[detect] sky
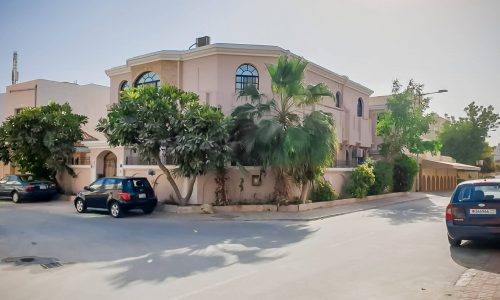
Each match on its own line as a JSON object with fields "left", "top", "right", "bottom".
{"left": 0, "top": 0, "right": 499, "bottom": 146}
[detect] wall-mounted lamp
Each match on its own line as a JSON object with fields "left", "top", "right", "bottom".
{"left": 251, "top": 174, "right": 262, "bottom": 186}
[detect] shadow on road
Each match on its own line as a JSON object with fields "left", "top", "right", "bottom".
{"left": 96, "top": 221, "right": 314, "bottom": 288}
{"left": 366, "top": 198, "right": 444, "bottom": 225}
{"left": 450, "top": 240, "right": 500, "bottom": 274}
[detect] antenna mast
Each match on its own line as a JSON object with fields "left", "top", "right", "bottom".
{"left": 12, "top": 51, "right": 19, "bottom": 85}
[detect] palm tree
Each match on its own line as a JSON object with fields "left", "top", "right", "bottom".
{"left": 230, "top": 56, "right": 337, "bottom": 203}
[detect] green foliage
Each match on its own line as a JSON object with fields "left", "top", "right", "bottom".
{"left": 440, "top": 102, "right": 500, "bottom": 165}
{"left": 230, "top": 56, "right": 337, "bottom": 202}
{"left": 311, "top": 179, "right": 338, "bottom": 202}
{"left": 393, "top": 155, "right": 418, "bottom": 192}
{"left": 377, "top": 80, "right": 440, "bottom": 159}
{"left": 0, "top": 102, "right": 87, "bottom": 181}
{"left": 369, "top": 160, "right": 394, "bottom": 195}
{"left": 347, "top": 162, "right": 376, "bottom": 198}
{"left": 97, "top": 84, "right": 232, "bottom": 205}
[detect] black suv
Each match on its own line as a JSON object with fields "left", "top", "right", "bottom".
{"left": 74, "top": 177, "right": 158, "bottom": 218}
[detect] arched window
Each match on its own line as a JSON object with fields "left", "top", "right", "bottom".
{"left": 135, "top": 71, "right": 160, "bottom": 88}
{"left": 119, "top": 80, "right": 130, "bottom": 91}
{"left": 335, "top": 91, "right": 342, "bottom": 108}
{"left": 357, "top": 98, "right": 364, "bottom": 117}
{"left": 235, "top": 64, "right": 259, "bottom": 91}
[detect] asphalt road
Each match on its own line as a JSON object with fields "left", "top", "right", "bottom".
{"left": 0, "top": 194, "right": 498, "bottom": 300}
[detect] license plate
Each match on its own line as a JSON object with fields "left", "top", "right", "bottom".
{"left": 39, "top": 185, "right": 47, "bottom": 190}
{"left": 139, "top": 193, "right": 146, "bottom": 199}
{"left": 470, "top": 209, "right": 496, "bottom": 215}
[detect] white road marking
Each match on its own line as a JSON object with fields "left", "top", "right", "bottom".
{"left": 169, "top": 270, "right": 259, "bottom": 300}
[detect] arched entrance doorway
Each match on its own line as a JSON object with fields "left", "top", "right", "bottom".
{"left": 103, "top": 152, "right": 117, "bottom": 177}
{"left": 96, "top": 150, "right": 117, "bottom": 178}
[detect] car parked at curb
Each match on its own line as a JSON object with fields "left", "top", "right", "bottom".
{"left": 446, "top": 178, "right": 500, "bottom": 246}
{"left": 74, "top": 177, "right": 158, "bottom": 218}
{"left": 0, "top": 174, "right": 57, "bottom": 203}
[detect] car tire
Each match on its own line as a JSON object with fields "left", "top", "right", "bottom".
{"left": 448, "top": 235, "right": 461, "bottom": 247}
{"left": 109, "top": 201, "right": 123, "bottom": 218}
{"left": 11, "top": 191, "right": 21, "bottom": 203}
{"left": 75, "top": 198, "right": 87, "bottom": 213}
{"left": 142, "top": 205, "right": 155, "bottom": 215}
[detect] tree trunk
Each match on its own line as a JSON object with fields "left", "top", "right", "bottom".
{"left": 300, "top": 181, "right": 309, "bottom": 204}
{"left": 154, "top": 153, "right": 183, "bottom": 205}
{"left": 180, "top": 177, "right": 197, "bottom": 206}
{"left": 273, "top": 168, "right": 289, "bottom": 203}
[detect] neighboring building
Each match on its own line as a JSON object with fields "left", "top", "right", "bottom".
{"left": 0, "top": 79, "right": 109, "bottom": 139}
{"left": 368, "top": 95, "right": 480, "bottom": 192}
{"left": 494, "top": 143, "right": 500, "bottom": 162}
{"left": 0, "top": 79, "right": 109, "bottom": 177}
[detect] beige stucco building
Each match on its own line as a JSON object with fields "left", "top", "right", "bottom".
{"left": 0, "top": 79, "right": 109, "bottom": 177}
{"left": 368, "top": 95, "right": 480, "bottom": 192}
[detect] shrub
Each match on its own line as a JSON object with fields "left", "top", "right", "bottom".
{"left": 393, "top": 154, "right": 418, "bottom": 192}
{"left": 347, "top": 162, "right": 376, "bottom": 198}
{"left": 369, "top": 160, "right": 394, "bottom": 195}
{"left": 311, "top": 179, "right": 338, "bottom": 202}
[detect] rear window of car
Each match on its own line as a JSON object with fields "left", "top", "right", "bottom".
{"left": 18, "top": 175, "right": 44, "bottom": 182}
{"left": 125, "top": 178, "right": 152, "bottom": 192}
{"left": 453, "top": 183, "right": 500, "bottom": 202}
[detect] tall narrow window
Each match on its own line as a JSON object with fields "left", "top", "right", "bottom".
{"left": 135, "top": 72, "right": 160, "bottom": 88}
{"left": 357, "top": 98, "right": 363, "bottom": 117}
{"left": 335, "top": 91, "right": 342, "bottom": 108}
{"left": 119, "top": 80, "right": 130, "bottom": 91}
{"left": 235, "top": 64, "right": 259, "bottom": 91}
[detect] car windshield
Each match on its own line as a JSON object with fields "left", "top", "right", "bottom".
{"left": 18, "top": 175, "right": 44, "bottom": 182}
{"left": 454, "top": 183, "right": 500, "bottom": 202}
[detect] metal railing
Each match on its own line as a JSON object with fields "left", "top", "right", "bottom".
{"left": 70, "top": 157, "right": 90, "bottom": 165}
{"left": 331, "top": 159, "right": 362, "bottom": 168}
{"left": 125, "top": 155, "right": 175, "bottom": 166}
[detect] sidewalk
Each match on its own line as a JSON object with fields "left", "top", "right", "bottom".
{"left": 455, "top": 257, "right": 500, "bottom": 300}
{"left": 205, "top": 192, "right": 431, "bottom": 222}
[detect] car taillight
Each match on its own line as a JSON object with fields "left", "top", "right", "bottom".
{"left": 446, "top": 203, "right": 453, "bottom": 221}
{"left": 25, "top": 186, "right": 35, "bottom": 191}
{"left": 119, "top": 192, "right": 131, "bottom": 201}
{"left": 446, "top": 203, "right": 465, "bottom": 221}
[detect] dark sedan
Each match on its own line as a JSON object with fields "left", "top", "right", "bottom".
{"left": 446, "top": 178, "right": 500, "bottom": 246}
{"left": 0, "top": 175, "right": 57, "bottom": 203}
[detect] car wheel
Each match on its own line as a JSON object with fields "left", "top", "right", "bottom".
{"left": 75, "top": 198, "right": 87, "bottom": 213}
{"left": 11, "top": 192, "right": 21, "bottom": 203}
{"left": 448, "top": 235, "right": 461, "bottom": 247}
{"left": 109, "top": 201, "right": 123, "bottom": 218}
{"left": 142, "top": 205, "right": 155, "bottom": 215}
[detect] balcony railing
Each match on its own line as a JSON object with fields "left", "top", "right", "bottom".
{"left": 125, "top": 155, "right": 175, "bottom": 166}
{"left": 70, "top": 157, "right": 90, "bottom": 165}
{"left": 331, "top": 159, "right": 363, "bottom": 168}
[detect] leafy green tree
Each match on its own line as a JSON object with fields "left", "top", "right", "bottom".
{"left": 368, "top": 160, "right": 393, "bottom": 195}
{"left": 0, "top": 102, "right": 88, "bottom": 183}
{"left": 440, "top": 102, "right": 500, "bottom": 165}
{"left": 377, "top": 80, "right": 440, "bottom": 159}
{"left": 393, "top": 154, "right": 418, "bottom": 192}
{"left": 97, "top": 84, "right": 231, "bottom": 206}
{"left": 230, "top": 56, "right": 337, "bottom": 203}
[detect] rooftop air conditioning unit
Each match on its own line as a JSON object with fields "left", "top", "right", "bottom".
{"left": 196, "top": 36, "right": 210, "bottom": 47}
